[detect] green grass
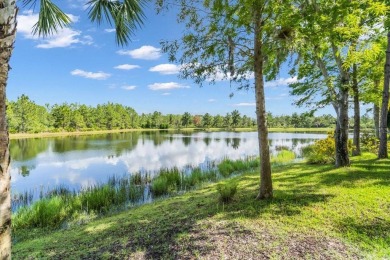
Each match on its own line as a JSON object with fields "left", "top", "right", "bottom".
{"left": 12, "top": 153, "right": 390, "bottom": 259}
{"left": 271, "top": 150, "right": 296, "bottom": 164}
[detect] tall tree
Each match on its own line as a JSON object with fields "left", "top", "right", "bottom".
{"left": 231, "top": 109, "right": 241, "bottom": 129}
{"left": 290, "top": 0, "right": 386, "bottom": 166}
{"left": 181, "top": 112, "right": 191, "bottom": 128}
{"left": 161, "top": 0, "right": 295, "bottom": 199}
{"left": 379, "top": 4, "right": 390, "bottom": 158}
{"left": 0, "top": 1, "right": 145, "bottom": 258}
{"left": 202, "top": 113, "right": 212, "bottom": 129}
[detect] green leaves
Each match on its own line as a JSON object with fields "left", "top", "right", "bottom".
{"left": 23, "top": 0, "right": 145, "bottom": 46}
{"left": 23, "top": 0, "right": 72, "bottom": 36}
{"left": 87, "top": 0, "right": 145, "bottom": 46}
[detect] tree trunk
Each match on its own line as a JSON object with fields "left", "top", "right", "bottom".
{"left": 378, "top": 31, "right": 390, "bottom": 159}
{"left": 335, "top": 88, "right": 350, "bottom": 167}
{"left": 0, "top": 1, "right": 17, "bottom": 259}
{"left": 254, "top": 10, "right": 272, "bottom": 200}
{"left": 352, "top": 64, "right": 361, "bottom": 156}
{"left": 374, "top": 103, "right": 380, "bottom": 138}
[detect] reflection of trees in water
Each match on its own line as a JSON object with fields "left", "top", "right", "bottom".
{"left": 183, "top": 137, "right": 191, "bottom": 146}
{"left": 225, "top": 138, "right": 231, "bottom": 147}
{"left": 51, "top": 132, "right": 141, "bottom": 156}
{"left": 141, "top": 131, "right": 168, "bottom": 146}
{"left": 10, "top": 138, "right": 49, "bottom": 161}
{"left": 204, "top": 137, "right": 211, "bottom": 146}
{"left": 232, "top": 138, "right": 241, "bottom": 149}
{"left": 18, "top": 165, "right": 36, "bottom": 177}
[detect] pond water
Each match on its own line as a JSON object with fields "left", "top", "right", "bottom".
{"left": 10, "top": 131, "right": 327, "bottom": 197}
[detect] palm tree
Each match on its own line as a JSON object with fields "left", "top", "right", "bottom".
{"left": 0, "top": 0, "right": 145, "bottom": 258}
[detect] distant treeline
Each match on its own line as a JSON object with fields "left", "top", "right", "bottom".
{"left": 6, "top": 95, "right": 372, "bottom": 133}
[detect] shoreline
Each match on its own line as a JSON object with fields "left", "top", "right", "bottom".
{"left": 9, "top": 127, "right": 336, "bottom": 140}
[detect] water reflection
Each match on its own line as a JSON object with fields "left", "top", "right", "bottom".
{"left": 10, "top": 131, "right": 326, "bottom": 195}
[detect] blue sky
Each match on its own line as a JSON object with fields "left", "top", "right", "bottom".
{"left": 7, "top": 0, "right": 332, "bottom": 117}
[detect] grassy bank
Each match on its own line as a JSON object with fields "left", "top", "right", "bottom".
{"left": 9, "top": 127, "right": 340, "bottom": 140}
{"left": 12, "top": 153, "right": 389, "bottom": 259}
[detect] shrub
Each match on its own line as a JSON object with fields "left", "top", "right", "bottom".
{"left": 217, "top": 182, "right": 238, "bottom": 202}
{"left": 361, "top": 132, "right": 379, "bottom": 154}
{"left": 302, "top": 133, "right": 335, "bottom": 164}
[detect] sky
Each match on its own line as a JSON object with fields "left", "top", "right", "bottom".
{"left": 7, "top": 0, "right": 335, "bottom": 117}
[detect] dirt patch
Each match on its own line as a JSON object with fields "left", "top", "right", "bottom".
{"left": 170, "top": 220, "right": 361, "bottom": 260}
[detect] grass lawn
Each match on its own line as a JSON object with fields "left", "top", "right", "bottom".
{"left": 12, "top": 153, "right": 390, "bottom": 259}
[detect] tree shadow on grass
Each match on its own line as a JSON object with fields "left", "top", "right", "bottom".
{"left": 336, "top": 216, "right": 390, "bottom": 251}
{"left": 274, "top": 159, "right": 390, "bottom": 189}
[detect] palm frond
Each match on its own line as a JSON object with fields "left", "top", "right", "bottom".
{"left": 30, "top": 0, "right": 72, "bottom": 36}
{"left": 87, "top": 0, "right": 146, "bottom": 46}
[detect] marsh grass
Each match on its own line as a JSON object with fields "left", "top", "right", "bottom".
{"left": 12, "top": 156, "right": 261, "bottom": 230}
{"left": 13, "top": 197, "right": 67, "bottom": 230}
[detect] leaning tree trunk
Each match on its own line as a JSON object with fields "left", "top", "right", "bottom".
{"left": 0, "top": 1, "right": 17, "bottom": 259}
{"left": 378, "top": 31, "right": 390, "bottom": 159}
{"left": 335, "top": 87, "right": 350, "bottom": 167}
{"left": 352, "top": 64, "right": 361, "bottom": 156}
{"left": 254, "top": 10, "right": 272, "bottom": 200}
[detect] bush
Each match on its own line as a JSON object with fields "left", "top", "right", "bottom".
{"left": 217, "top": 182, "right": 238, "bottom": 202}
{"left": 361, "top": 132, "right": 379, "bottom": 154}
{"left": 302, "top": 133, "right": 335, "bottom": 164}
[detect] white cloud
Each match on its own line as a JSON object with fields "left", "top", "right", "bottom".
{"left": 104, "top": 29, "right": 116, "bottom": 33}
{"left": 149, "top": 64, "right": 180, "bottom": 75}
{"left": 208, "top": 99, "right": 216, "bottom": 102}
{"left": 81, "top": 35, "right": 93, "bottom": 45}
{"left": 117, "top": 45, "right": 161, "bottom": 60}
{"left": 114, "top": 64, "right": 141, "bottom": 70}
{"left": 234, "top": 102, "right": 256, "bottom": 107}
{"left": 162, "top": 93, "right": 171, "bottom": 96}
{"left": 71, "top": 69, "right": 111, "bottom": 80}
{"left": 17, "top": 11, "right": 90, "bottom": 49}
{"left": 121, "top": 85, "right": 137, "bottom": 90}
{"left": 148, "top": 82, "right": 190, "bottom": 91}
{"left": 265, "top": 76, "right": 298, "bottom": 88}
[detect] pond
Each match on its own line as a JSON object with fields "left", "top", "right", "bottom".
{"left": 10, "top": 131, "right": 327, "bottom": 204}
